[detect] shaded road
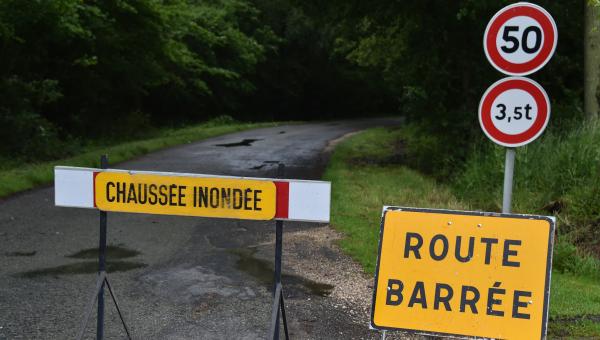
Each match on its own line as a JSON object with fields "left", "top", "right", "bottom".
{"left": 0, "top": 118, "right": 400, "bottom": 339}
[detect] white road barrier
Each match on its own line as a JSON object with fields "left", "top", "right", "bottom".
{"left": 55, "top": 166, "right": 330, "bottom": 223}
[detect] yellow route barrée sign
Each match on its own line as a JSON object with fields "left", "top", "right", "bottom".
{"left": 371, "top": 207, "right": 554, "bottom": 340}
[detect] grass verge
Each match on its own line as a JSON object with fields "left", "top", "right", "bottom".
{"left": 323, "top": 127, "right": 600, "bottom": 338}
{"left": 0, "top": 119, "right": 279, "bottom": 198}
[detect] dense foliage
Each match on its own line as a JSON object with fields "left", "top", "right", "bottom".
{"left": 0, "top": 0, "right": 589, "bottom": 171}
{"left": 0, "top": 0, "right": 385, "bottom": 161}
{"left": 320, "top": 0, "right": 584, "bottom": 176}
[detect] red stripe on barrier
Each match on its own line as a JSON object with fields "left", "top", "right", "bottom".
{"left": 275, "top": 181, "right": 289, "bottom": 219}
{"left": 93, "top": 172, "right": 98, "bottom": 208}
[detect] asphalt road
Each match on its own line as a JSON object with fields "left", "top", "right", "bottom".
{"left": 0, "top": 118, "right": 400, "bottom": 340}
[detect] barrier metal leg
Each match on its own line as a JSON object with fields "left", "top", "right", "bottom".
{"left": 279, "top": 288, "right": 289, "bottom": 340}
{"left": 97, "top": 155, "right": 108, "bottom": 340}
{"left": 77, "top": 272, "right": 107, "bottom": 340}
{"left": 105, "top": 277, "right": 132, "bottom": 339}
{"left": 269, "top": 163, "right": 289, "bottom": 340}
{"left": 76, "top": 273, "right": 132, "bottom": 340}
{"left": 76, "top": 155, "right": 132, "bottom": 340}
{"left": 273, "top": 219, "right": 283, "bottom": 339}
{"left": 268, "top": 284, "right": 289, "bottom": 340}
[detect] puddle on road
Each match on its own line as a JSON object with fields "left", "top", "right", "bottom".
{"left": 67, "top": 245, "right": 140, "bottom": 259}
{"left": 229, "top": 248, "right": 334, "bottom": 297}
{"left": 215, "top": 139, "right": 262, "bottom": 147}
{"left": 17, "top": 245, "right": 145, "bottom": 278}
{"left": 19, "top": 261, "right": 147, "bottom": 278}
{"left": 5, "top": 251, "right": 36, "bottom": 257}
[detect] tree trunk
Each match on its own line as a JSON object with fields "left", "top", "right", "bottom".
{"left": 584, "top": 0, "right": 600, "bottom": 119}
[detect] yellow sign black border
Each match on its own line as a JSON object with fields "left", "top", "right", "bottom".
{"left": 370, "top": 206, "right": 555, "bottom": 339}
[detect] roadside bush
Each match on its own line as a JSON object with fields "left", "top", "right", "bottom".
{"left": 0, "top": 77, "right": 71, "bottom": 161}
{"left": 553, "top": 239, "right": 600, "bottom": 279}
{"left": 394, "top": 122, "right": 477, "bottom": 179}
{"left": 0, "top": 112, "right": 65, "bottom": 161}
{"left": 204, "top": 115, "right": 237, "bottom": 127}
{"left": 453, "top": 118, "right": 600, "bottom": 249}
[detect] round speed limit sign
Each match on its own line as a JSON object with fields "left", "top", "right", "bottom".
{"left": 484, "top": 2, "right": 557, "bottom": 76}
{"left": 479, "top": 77, "right": 550, "bottom": 147}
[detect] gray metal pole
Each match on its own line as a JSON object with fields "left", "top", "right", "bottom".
{"left": 502, "top": 148, "right": 516, "bottom": 214}
{"left": 273, "top": 163, "right": 285, "bottom": 340}
{"left": 97, "top": 155, "right": 108, "bottom": 340}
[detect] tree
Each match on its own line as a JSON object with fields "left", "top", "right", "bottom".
{"left": 585, "top": 0, "right": 600, "bottom": 119}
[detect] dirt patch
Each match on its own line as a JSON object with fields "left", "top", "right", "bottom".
{"left": 548, "top": 314, "right": 600, "bottom": 337}
{"left": 550, "top": 314, "right": 600, "bottom": 323}
{"left": 323, "top": 131, "right": 362, "bottom": 154}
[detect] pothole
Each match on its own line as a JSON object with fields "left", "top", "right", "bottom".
{"left": 229, "top": 248, "right": 334, "bottom": 297}
{"left": 249, "top": 160, "right": 280, "bottom": 170}
{"left": 215, "top": 139, "right": 262, "bottom": 147}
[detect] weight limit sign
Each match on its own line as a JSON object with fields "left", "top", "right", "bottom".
{"left": 479, "top": 77, "right": 550, "bottom": 148}
{"left": 484, "top": 2, "right": 557, "bottom": 76}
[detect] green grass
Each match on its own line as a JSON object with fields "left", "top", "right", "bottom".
{"left": 324, "top": 127, "right": 600, "bottom": 337}
{"left": 549, "top": 273, "right": 600, "bottom": 338}
{"left": 0, "top": 118, "right": 280, "bottom": 198}
{"left": 550, "top": 273, "right": 600, "bottom": 318}
{"left": 323, "top": 128, "right": 466, "bottom": 274}
{"left": 454, "top": 119, "right": 600, "bottom": 249}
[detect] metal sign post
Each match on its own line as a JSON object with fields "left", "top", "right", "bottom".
{"left": 270, "top": 163, "right": 289, "bottom": 340}
{"left": 479, "top": 77, "right": 550, "bottom": 215}
{"left": 97, "top": 155, "right": 108, "bottom": 340}
{"left": 76, "top": 156, "right": 132, "bottom": 340}
{"left": 502, "top": 148, "right": 516, "bottom": 213}
{"left": 481, "top": 3, "right": 557, "bottom": 215}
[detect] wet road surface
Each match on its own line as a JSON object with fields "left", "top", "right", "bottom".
{"left": 0, "top": 118, "right": 401, "bottom": 339}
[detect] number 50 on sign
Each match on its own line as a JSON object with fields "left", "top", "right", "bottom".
{"left": 484, "top": 2, "right": 557, "bottom": 76}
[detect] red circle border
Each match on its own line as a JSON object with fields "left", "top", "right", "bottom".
{"left": 484, "top": 3, "right": 557, "bottom": 75}
{"left": 479, "top": 77, "right": 550, "bottom": 147}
